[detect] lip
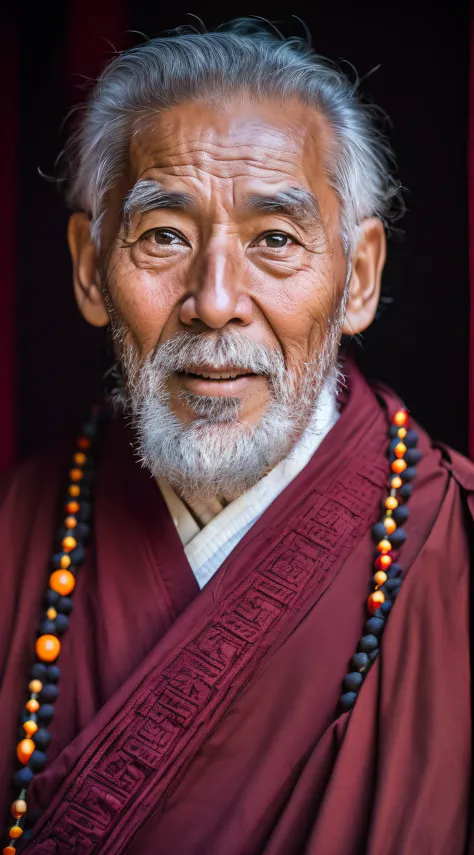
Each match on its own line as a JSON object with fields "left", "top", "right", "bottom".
{"left": 176, "top": 370, "right": 261, "bottom": 397}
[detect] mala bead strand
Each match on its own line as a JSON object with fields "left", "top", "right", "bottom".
{"left": 3, "top": 413, "right": 100, "bottom": 854}
{"left": 339, "top": 409, "right": 422, "bottom": 713}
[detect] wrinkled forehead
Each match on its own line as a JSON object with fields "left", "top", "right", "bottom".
{"left": 127, "top": 98, "right": 334, "bottom": 197}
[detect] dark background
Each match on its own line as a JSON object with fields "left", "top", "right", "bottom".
{"left": 10, "top": 0, "right": 470, "bottom": 458}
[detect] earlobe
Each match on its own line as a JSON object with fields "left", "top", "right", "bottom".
{"left": 342, "top": 218, "right": 386, "bottom": 336}
{"left": 68, "top": 213, "right": 110, "bottom": 328}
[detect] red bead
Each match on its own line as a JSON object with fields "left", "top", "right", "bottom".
{"left": 375, "top": 554, "right": 392, "bottom": 571}
{"left": 367, "top": 590, "right": 385, "bottom": 615}
{"left": 77, "top": 437, "right": 91, "bottom": 450}
{"left": 391, "top": 459, "right": 407, "bottom": 474}
{"left": 393, "top": 410, "right": 408, "bottom": 427}
{"left": 66, "top": 501, "right": 80, "bottom": 515}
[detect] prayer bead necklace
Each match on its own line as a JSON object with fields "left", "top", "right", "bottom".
{"left": 339, "top": 408, "right": 421, "bottom": 711}
{"left": 3, "top": 407, "right": 420, "bottom": 852}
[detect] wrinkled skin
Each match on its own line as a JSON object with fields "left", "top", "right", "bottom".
{"left": 69, "top": 97, "right": 386, "bottom": 427}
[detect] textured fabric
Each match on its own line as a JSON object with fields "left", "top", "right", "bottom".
{"left": 0, "top": 362, "right": 472, "bottom": 855}
{"left": 158, "top": 379, "right": 339, "bottom": 588}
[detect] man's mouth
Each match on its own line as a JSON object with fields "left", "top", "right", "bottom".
{"left": 181, "top": 366, "right": 256, "bottom": 381}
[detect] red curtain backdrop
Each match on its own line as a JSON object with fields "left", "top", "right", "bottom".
{"left": 0, "top": 28, "right": 18, "bottom": 471}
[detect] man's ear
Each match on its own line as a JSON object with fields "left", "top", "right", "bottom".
{"left": 342, "top": 217, "right": 386, "bottom": 336}
{"left": 68, "top": 213, "right": 110, "bottom": 327}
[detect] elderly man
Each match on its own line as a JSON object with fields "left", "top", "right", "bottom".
{"left": 0, "top": 19, "right": 472, "bottom": 855}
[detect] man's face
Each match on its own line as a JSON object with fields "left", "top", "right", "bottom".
{"left": 103, "top": 98, "right": 347, "bottom": 419}
{"left": 70, "top": 97, "right": 383, "bottom": 498}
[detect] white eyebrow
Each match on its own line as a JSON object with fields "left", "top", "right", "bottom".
{"left": 121, "top": 179, "right": 194, "bottom": 234}
{"left": 242, "top": 187, "right": 323, "bottom": 229}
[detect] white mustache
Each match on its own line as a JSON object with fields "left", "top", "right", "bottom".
{"left": 151, "top": 331, "right": 285, "bottom": 379}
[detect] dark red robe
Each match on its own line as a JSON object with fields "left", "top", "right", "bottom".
{"left": 0, "top": 363, "right": 472, "bottom": 854}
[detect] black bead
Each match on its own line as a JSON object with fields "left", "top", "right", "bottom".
{"left": 404, "top": 430, "right": 419, "bottom": 448}
{"left": 380, "top": 600, "right": 393, "bottom": 616}
{"left": 385, "top": 578, "right": 402, "bottom": 593}
{"left": 392, "top": 505, "right": 409, "bottom": 524}
{"left": 359, "top": 634, "right": 378, "bottom": 653}
{"left": 388, "top": 528, "right": 407, "bottom": 549}
{"left": 74, "top": 523, "right": 90, "bottom": 540}
{"left": 39, "top": 620, "right": 57, "bottom": 635}
{"left": 40, "top": 684, "right": 59, "bottom": 703}
{"left": 45, "top": 589, "right": 60, "bottom": 606}
{"left": 30, "top": 663, "right": 47, "bottom": 681}
{"left": 387, "top": 562, "right": 403, "bottom": 578}
{"left": 368, "top": 649, "right": 379, "bottom": 663}
{"left": 46, "top": 665, "right": 60, "bottom": 683}
{"left": 340, "top": 691, "right": 357, "bottom": 711}
{"left": 77, "top": 501, "right": 91, "bottom": 522}
{"left": 389, "top": 425, "right": 399, "bottom": 438}
{"left": 28, "top": 750, "right": 46, "bottom": 772}
{"left": 51, "top": 553, "right": 68, "bottom": 569}
{"left": 57, "top": 597, "right": 73, "bottom": 615}
{"left": 54, "top": 614, "right": 69, "bottom": 634}
{"left": 388, "top": 438, "right": 398, "bottom": 457}
{"left": 372, "top": 522, "right": 387, "bottom": 543}
{"left": 81, "top": 469, "right": 95, "bottom": 486}
{"left": 22, "top": 829, "right": 34, "bottom": 841}
{"left": 13, "top": 767, "right": 34, "bottom": 788}
{"left": 399, "top": 483, "right": 413, "bottom": 499}
{"left": 37, "top": 704, "right": 54, "bottom": 723}
{"left": 350, "top": 652, "right": 369, "bottom": 672}
{"left": 69, "top": 545, "right": 85, "bottom": 565}
{"left": 343, "top": 672, "right": 363, "bottom": 692}
{"left": 404, "top": 448, "right": 422, "bottom": 466}
{"left": 365, "top": 617, "right": 385, "bottom": 637}
{"left": 34, "top": 728, "right": 52, "bottom": 750}
{"left": 401, "top": 467, "right": 417, "bottom": 483}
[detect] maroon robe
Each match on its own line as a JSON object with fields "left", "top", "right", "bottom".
{"left": 0, "top": 362, "right": 472, "bottom": 854}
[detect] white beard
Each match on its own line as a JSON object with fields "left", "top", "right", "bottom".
{"left": 114, "top": 306, "right": 346, "bottom": 502}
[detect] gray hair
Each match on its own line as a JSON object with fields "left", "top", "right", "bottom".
{"left": 63, "top": 19, "right": 402, "bottom": 255}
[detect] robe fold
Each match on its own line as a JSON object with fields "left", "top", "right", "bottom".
{"left": 0, "top": 362, "right": 473, "bottom": 855}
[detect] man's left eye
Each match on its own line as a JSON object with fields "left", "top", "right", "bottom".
{"left": 256, "top": 232, "right": 295, "bottom": 249}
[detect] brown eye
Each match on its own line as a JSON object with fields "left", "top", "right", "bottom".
{"left": 264, "top": 233, "right": 289, "bottom": 248}
{"left": 152, "top": 229, "right": 183, "bottom": 245}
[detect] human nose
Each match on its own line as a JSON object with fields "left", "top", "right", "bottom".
{"left": 179, "top": 243, "right": 253, "bottom": 329}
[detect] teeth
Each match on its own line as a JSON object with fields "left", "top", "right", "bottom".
{"left": 198, "top": 372, "right": 239, "bottom": 380}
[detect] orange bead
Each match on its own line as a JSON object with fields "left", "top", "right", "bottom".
{"left": 367, "top": 590, "right": 385, "bottom": 615}
{"left": 394, "top": 442, "right": 407, "bottom": 459}
{"left": 47, "top": 607, "right": 57, "bottom": 620}
{"left": 73, "top": 452, "right": 87, "bottom": 466}
{"left": 16, "top": 738, "right": 35, "bottom": 764}
{"left": 397, "top": 427, "right": 407, "bottom": 439}
{"left": 391, "top": 458, "right": 407, "bottom": 474}
{"left": 62, "top": 535, "right": 77, "bottom": 553}
{"left": 65, "top": 516, "right": 77, "bottom": 530}
{"left": 9, "top": 826, "right": 23, "bottom": 839}
{"left": 23, "top": 720, "right": 38, "bottom": 736}
{"left": 60, "top": 554, "right": 71, "bottom": 569}
{"left": 373, "top": 570, "right": 388, "bottom": 587}
{"left": 28, "top": 679, "right": 43, "bottom": 694}
{"left": 36, "top": 634, "right": 61, "bottom": 663}
{"left": 26, "top": 699, "right": 39, "bottom": 713}
{"left": 77, "top": 436, "right": 91, "bottom": 450}
{"left": 385, "top": 496, "right": 398, "bottom": 510}
{"left": 68, "top": 484, "right": 81, "bottom": 497}
{"left": 50, "top": 569, "right": 75, "bottom": 595}
{"left": 11, "top": 799, "right": 27, "bottom": 818}
{"left": 393, "top": 409, "right": 408, "bottom": 427}
{"left": 66, "top": 500, "right": 80, "bottom": 515}
{"left": 384, "top": 517, "right": 397, "bottom": 535}
{"left": 4, "top": 846, "right": 17, "bottom": 854}
{"left": 390, "top": 475, "right": 403, "bottom": 490}
{"left": 375, "top": 554, "right": 392, "bottom": 571}
{"left": 69, "top": 468, "right": 83, "bottom": 482}
{"left": 377, "top": 539, "right": 392, "bottom": 554}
